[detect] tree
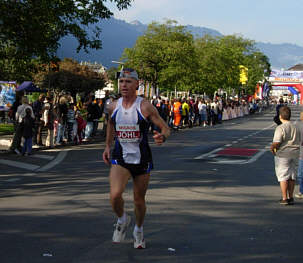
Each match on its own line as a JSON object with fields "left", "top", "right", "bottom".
{"left": 122, "top": 20, "right": 198, "bottom": 94}
{"left": 106, "top": 66, "right": 119, "bottom": 92}
{"left": 0, "top": 0, "right": 132, "bottom": 59}
{"left": 244, "top": 51, "right": 271, "bottom": 94}
{"left": 0, "top": 43, "right": 37, "bottom": 82}
{"left": 33, "top": 58, "right": 105, "bottom": 97}
{"left": 194, "top": 34, "right": 267, "bottom": 97}
{"left": 0, "top": 0, "right": 132, "bottom": 81}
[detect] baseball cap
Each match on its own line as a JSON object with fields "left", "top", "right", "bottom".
{"left": 118, "top": 68, "right": 139, "bottom": 80}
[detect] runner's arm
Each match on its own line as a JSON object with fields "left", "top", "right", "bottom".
{"left": 142, "top": 100, "right": 170, "bottom": 145}
{"left": 103, "top": 102, "right": 116, "bottom": 165}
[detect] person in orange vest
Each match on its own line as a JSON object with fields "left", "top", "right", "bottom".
{"left": 173, "top": 98, "right": 182, "bottom": 128}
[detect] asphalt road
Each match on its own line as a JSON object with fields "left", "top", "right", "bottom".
{"left": 1, "top": 106, "right": 303, "bottom": 263}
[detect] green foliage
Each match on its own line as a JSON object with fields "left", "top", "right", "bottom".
{"left": 33, "top": 58, "right": 105, "bottom": 95}
{"left": 106, "top": 67, "right": 119, "bottom": 82}
{"left": 123, "top": 22, "right": 271, "bottom": 97}
{"left": 244, "top": 51, "right": 271, "bottom": 94}
{"left": 0, "top": 43, "right": 39, "bottom": 82}
{"left": 194, "top": 35, "right": 262, "bottom": 95}
{"left": 0, "top": 0, "right": 132, "bottom": 81}
{"left": 122, "top": 20, "right": 198, "bottom": 93}
{"left": 0, "top": 123, "right": 14, "bottom": 135}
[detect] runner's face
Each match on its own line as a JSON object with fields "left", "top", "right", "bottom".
{"left": 119, "top": 78, "right": 138, "bottom": 96}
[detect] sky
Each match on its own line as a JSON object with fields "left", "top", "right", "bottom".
{"left": 108, "top": 0, "right": 303, "bottom": 46}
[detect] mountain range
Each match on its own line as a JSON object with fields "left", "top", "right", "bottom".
{"left": 57, "top": 18, "right": 303, "bottom": 70}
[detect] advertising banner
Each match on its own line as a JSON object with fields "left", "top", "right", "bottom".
{"left": 0, "top": 81, "right": 17, "bottom": 111}
{"left": 270, "top": 69, "right": 303, "bottom": 82}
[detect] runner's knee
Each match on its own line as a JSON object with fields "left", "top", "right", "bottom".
{"left": 134, "top": 195, "right": 145, "bottom": 208}
{"left": 110, "top": 191, "right": 123, "bottom": 203}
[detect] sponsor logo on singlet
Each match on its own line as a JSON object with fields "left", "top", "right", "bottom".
{"left": 116, "top": 124, "right": 141, "bottom": 142}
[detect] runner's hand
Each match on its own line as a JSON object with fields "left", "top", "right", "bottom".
{"left": 153, "top": 131, "right": 165, "bottom": 145}
{"left": 103, "top": 147, "right": 111, "bottom": 165}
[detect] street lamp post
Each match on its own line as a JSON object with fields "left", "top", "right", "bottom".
{"left": 111, "top": 61, "right": 124, "bottom": 94}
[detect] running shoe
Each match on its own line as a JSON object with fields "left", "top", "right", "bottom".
{"left": 14, "top": 149, "right": 21, "bottom": 155}
{"left": 288, "top": 197, "right": 294, "bottom": 205}
{"left": 279, "top": 199, "right": 288, "bottom": 205}
{"left": 295, "top": 192, "right": 303, "bottom": 199}
{"left": 133, "top": 230, "right": 146, "bottom": 249}
{"left": 112, "top": 215, "right": 131, "bottom": 243}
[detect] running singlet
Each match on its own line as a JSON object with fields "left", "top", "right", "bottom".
{"left": 111, "top": 97, "right": 153, "bottom": 165}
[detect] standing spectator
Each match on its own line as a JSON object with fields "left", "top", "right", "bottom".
{"left": 181, "top": 98, "right": 189, "bottom": 128}
{"left": 270, "top": 106, "right": 300, "bottom": 205}
{"left": 20, "top": 108, "right": 35, "bottom": 156}
{"left": 274, "top": 98, "right": 284, "bottom": 125}
{"left": 168, "top": 99, "right": 174, "bottom": 128}
{"left": 83, "top": 96, "right": 95, "bottom": 141}
{"left": 66, "top": 103, "right": 76, "bottom": 142}
{"left": 160, "top": 99, "right": 169, "bottom": 123}
{"left": 32, "top": 94, "right": 45, "bottom": 145}
{"left": 198, "top": 99, "right": 207, "bottom": 127}
{"left": 103, "top": 95, "right": 115, "bottom": 137}
{"left": 92, "top": 98, "right": 102, "bottom": 137}
{"left": 296, "top": 112, "right": 303, "bottom": 199}
{"left": 43, "top": 97, "right": 56, "bottom": 148}
{"left": 55, "top": 97, "right": 68, "bottom": 145}
{"left": 188, "top": 99, "right": 194, "bottom": 128}
{"left": 217, "top": 99, "right": 223, "bottom": 124}
{"left": 211, "top": 100, "right": 219, "bottom": 125}
{"left": 193, "top": 99, "right": 199, "bottom": 126}
{"left": 151, "top": 96, "right": 162, "bottom": 132}
{"left": 173, "top": 98, "right": 182, "bottom": 128}
{"left": 10, "top": 96, "right": 34, "bottom": 155}
{"left": 76, "top": 109, "right": 86, "bottom": 144}
{"left": 210, "top": 106, "right": 215, "bottom": 126}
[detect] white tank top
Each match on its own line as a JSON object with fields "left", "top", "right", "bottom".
{"left": 111, "top": 96, "right": 151, "bottom": 164}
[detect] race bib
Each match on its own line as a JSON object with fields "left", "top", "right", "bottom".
{"left": 116, "top": 124, "right": 141, "bottom": 142}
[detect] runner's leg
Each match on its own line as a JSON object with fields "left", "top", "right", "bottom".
{"left": 133, "top": 173, "right": 150, "bottom": 227}
{"left": 109, "top": 165, "right": 131, "bottom": 217}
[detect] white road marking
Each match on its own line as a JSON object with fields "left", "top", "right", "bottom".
{"left": 194, "top": 147, "right": 223, "bottom": 160}
{"left": 5, "top": 178, "right": 21, "bottom": 182}
{"left": 0, "top": 151, "right": 68, "bottom": 172}
{"left": 209, "top": 149, "right": 267, "bottom": 165}
{"left": 37, "top": 151, "right": 69, "bottom": 172}
{"left": 195, "top": 123, "right": 276, "bottom": 162}
{"left": 0, "top": 159, "right": 39, "bottom": 171}
{"left": 31, "top": 154, "right": 54, "bottom": 160}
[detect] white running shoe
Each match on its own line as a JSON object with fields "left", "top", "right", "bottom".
{"left": 133, "top": 230, "right": 146, "bottom": 249}
{"left": 112, "top": 215, "right": 131, "bottom": 243}
{"left": 295, "top": 192, "right": 303, "bottom": 199}
{"left": 14, "top": 149, "right": 21, "bottom": 155}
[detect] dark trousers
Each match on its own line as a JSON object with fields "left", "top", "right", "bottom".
{"left": 10, "top": 123, "right": 22, "bottom": 151}
{"left": 92, "top": 120, "right": 99, "bottom": 136}
{"left": 22, "top": 137, "right": 32, "bottom": 154}
{"left": 36, "top": 120, "right": 45, "bottom": 145}
{"left": 67, "top": 122, "right": 74, "bottom": 142}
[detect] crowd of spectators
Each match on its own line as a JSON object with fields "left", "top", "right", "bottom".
{"left": 8, "top": 92, "right": 107, "bottom": 155}
{"left": 151, "top": 96, "right": 271, "bottom": 130}
{"left": 6, "top": 91, "right": 272, "bottom": 155}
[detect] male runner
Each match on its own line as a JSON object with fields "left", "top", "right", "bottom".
{"left": 103, "top": 68, "right": 170, "bottom": 249}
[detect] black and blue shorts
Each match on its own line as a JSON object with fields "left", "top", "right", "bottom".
{"left": 111, "top": 159, "right": 153, "bottom": 177}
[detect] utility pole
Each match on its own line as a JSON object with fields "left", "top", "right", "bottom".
{"left": 111, "top": 61, "right": 124, "bottom": 94}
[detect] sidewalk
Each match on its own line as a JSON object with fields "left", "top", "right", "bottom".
{"left": 0, "top": 134, "right": 13, "bottom": 152}
{"left": 0, "top": 108, "right": 274, "bottom": 154}
{"left": 0, "top": 123, "right": 106, "bottom": 154}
